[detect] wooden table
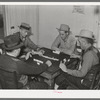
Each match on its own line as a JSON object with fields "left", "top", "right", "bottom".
{"left": 25, "top": 47, "right": 79, "bottom": 89}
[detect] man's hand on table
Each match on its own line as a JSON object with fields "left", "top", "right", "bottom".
{"left": 59, "top": 61, "right": 68, "bottom": 73}
{"left": 31, "top": 49, "right": 45, "bottom": 56}
{"left": 20, "top": 51, "right": 32, "bottom": 60}
{"left": 20, "top": 49, "right": 45, "bottom": 60}
{"left": 25, "top": 52, "right": 32, "bottom": 60}
{"left": 45, "top": 60, "right": 52, "bottom": 67}
{"left": 54, "top": 48, "right": 61, "bottom": 52}
{"left": 38, "top": 49, "right": 45, "bottom": 56}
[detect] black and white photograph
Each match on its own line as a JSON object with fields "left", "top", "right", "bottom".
{"left": 0, "top": 3, "right": 100, "bottom": 98}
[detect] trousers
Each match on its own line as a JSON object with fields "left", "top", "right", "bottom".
{"left": 55, "top": 71, "right": 86, "bottom": 89}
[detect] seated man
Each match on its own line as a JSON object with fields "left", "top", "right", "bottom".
{"left": 55, "top": 29, "right": 99, "bottom": 89}
{"left": 51, "top": 24, "right": 76, "bottom": 55}
{"left": 0, "top": 34, "right": 52, "bottom": 89}
{"left": 12, "top": 22, "right": 42, "bottom": 55}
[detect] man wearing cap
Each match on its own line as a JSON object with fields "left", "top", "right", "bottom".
{"left": 55, "top": 29, "right": 99, "bottom": 89}
{"left": 14, "top": 23, "right": 41, "bottom": 55}
{"left": 51, "top": 24, "right": 76, "bottom": 55}
{"left": 0, "top": 34, "right": 52, "bottom": 89}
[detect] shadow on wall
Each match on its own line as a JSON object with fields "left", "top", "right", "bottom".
{"left": 0, "top": 14, "right": 4, "bottom": 39}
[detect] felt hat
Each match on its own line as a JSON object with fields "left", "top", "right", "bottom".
{"left": 56, "top": 24, "right": 70, "bottom": 32}
{"left": 19, "top": 23, "right": 31, "bottom": 31}
{"left": 76, "top": 29, "right": 95, "bottom": 41}
{"left": 3, "top": 34, "right": 23, "bottom": 50}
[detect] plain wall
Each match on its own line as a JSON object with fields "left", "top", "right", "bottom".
{"left": 5, "top": 5, "right": 39, "bottom": 44}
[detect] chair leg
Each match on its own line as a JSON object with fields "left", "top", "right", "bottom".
{"left": 94, "top": 80, "right": 100, "bottom": 89}
{"left": 57, "top": 80, "right": 69, "bottom": 89}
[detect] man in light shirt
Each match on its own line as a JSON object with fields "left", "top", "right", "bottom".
{"left": 51, "top": 24, "right": 76, "bottom": 55}
{"left": 55, "top": 29, "right": 99, "bottom": 89}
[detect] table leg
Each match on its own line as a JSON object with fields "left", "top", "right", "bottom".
{"left": 44, "top": 78, "right": 54, "bottom": 89}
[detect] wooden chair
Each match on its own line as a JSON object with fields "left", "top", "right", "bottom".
{"left": 66, "top": 64, "right": 100, "bottom": 89}
{"left": 0, "top": 67, "right": 23, "bottom": 89}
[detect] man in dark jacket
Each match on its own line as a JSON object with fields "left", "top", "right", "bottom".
{"left": 55, "top": 29, "right": 99, "bottom": 89}
{"left": 0, "top": 34, "right": 52, "bottom": 89}
{"left": 13, "top": 23, "right": 42, "bottom": 55}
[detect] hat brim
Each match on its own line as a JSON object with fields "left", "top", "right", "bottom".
{"left": 56, "top": 28, "right": 61, "bottom": 31}
{"left": 18, "top": 26, "right": 32, "bottom": 35}
{"left": 18, "top": 25, "right": 30, "bottom": 30}
{"left": 2, "top": 42, "right": 24, "bottom": 51}
{"left": 56, "top": 28, "right": 67, "bottom": 31}
{"left": 75, "top": 35, "right": 96, "bottom": 43}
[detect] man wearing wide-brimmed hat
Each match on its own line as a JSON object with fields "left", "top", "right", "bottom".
{"left": 14, "top": 22, "right": 41, "bottom": 55}
{"left": 0, "top": 34, "right": 52, "bottom": 89}
{"left": 51, "top": 24, "right": 76, "bottom": 55}
{"left": 55, "top": 29, "right": 99, "bottom": 89}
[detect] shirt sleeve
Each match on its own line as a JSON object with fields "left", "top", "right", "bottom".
{"left": 51, "top": 35, "right": 61, "bottom": 50}
{"left": 67, "top": 51, "right": 95, "bottom": 77}
{"left": 25, "top": 35, "right": 38, "bottom": 51}
{"left": 68, "top": 35, "right": 76, "bottom": 49}
{"left": 60, "top": 35, "right": 76, "bottom": 55}
{"left": 17, "top": 60, "right": 48, "bottom": 75}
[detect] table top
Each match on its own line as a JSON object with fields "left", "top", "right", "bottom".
{"left": 25, "top": 47, "right": 79, "bottom": 75}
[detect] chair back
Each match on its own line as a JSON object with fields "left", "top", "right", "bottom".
{"left": 81, "top": 64, "right": 100, "bottom": 89}
{"left": 0, "top": 67, "right": 18, "bottom": 89}
{"left": 65, "top": 64, "right": 100, "bottom": 89}
{"left": 92, "top": 65, "right": 100, "bottom": 89}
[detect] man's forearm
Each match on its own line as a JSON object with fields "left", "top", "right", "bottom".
{"left": 60, "top": 48, "right": 73, "bottom": 55}
{"left": 66, "top": 69, "right": 85, "bottom": 77}
{"left": 51, "top": 46, "right": 60, "bottom": 51}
